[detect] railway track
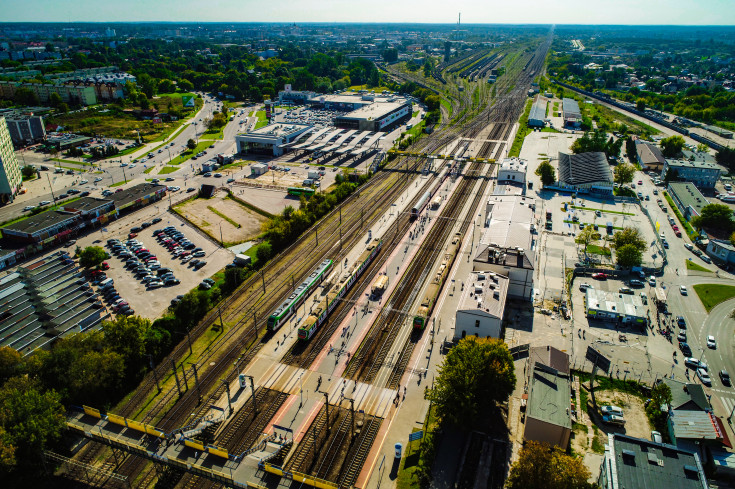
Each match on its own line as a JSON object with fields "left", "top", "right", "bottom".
{"left": 215, "top": 387, "right": 288, "bottom": 455}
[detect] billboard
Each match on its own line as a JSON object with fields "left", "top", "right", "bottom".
{"left": 285, "top": 84, "right": 292, "bottom": 92}
{"left": 182, "top": 95, "right": 195, "bottom": 107}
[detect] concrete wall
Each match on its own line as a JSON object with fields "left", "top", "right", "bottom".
{"left": 524, "top": 416, "right": 571, "bottom": 448}
{"left": 454, "top": 310, "right": 501, "bottom": 340}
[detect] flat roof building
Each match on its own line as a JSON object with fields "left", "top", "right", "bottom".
{"left": 497, "top": 158, "right": 527, "bottom": 185}
{"left": 4, "top": 112, "right": 46, "bottom": 146}
{"left": 524, "top": 362, "right": 572, "bottom": 448}
{"left": 557, "top": 151, "right": 613, "bottom": 196}
{"left": 667, "top": 182, "right": 710, "bottom": 221}
{"left": 599, "top": 433, "right": 708, "bottom": 489}
{"left": 235, "top": 123, "right": 312, "bottom": 156}
{"left": 663, "top": 159, "right": 721, "bottom": 190}
{"left": 454, "top": 271, "right": 508, "bottom": 341}
{"left": 528, "top": 97, "right": 547, "bottom": 127}
{"left": 0, "top": 116, "right": 22, "bottom": 203}
{"left": 585, "top": 288, "right": 647, "bottom": 326}
{"left": 562, "top": 97, "right": 581, "bottom": 128}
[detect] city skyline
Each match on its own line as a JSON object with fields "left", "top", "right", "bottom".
{"left": 2, "top": 0, "right": 735, "bottom": 25}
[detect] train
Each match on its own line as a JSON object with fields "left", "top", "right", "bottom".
{"left": 370, "top": 275, "right": 389, "bottom": 298}
{"left": 267, "top": 259, "right": 333, "bottom": 332}
{"left": 411, "top": 191, "right": 431, "bottom": 220}
{"left": 298, "top": 238, "right": 383, "bottom": 341}
{"left": 430, "top": 196, "right": 442, "bottom": 210}
{"left": 413, "top": 233, "right": 463, "bottom": 330}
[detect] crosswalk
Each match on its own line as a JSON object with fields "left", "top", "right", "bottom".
{"left": 720, "top": 396, "right": 735, "bottom": 417}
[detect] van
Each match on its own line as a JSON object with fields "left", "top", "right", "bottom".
{"left": 619, "top": 287, "right": 634, "bottom": 295}
{"left": 303, "top": 179, "right": 314, "bottom": 186}
{"left": 98, "top": 278, "right": 114, "bottom": 289}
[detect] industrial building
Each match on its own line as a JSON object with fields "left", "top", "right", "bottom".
{"left": 598, "top": 434, "right": 708, "bottom": 489}
{"left": 562, "top": 97, "right": 582, "bottom": 128}
{"left": 585, "top": 288, "right": 647, "bottom": 325}
{"left": 3, "top": 112, "right": 46, "bottom": 146}
{"left": 523, "top": 362, "right": 572, "bottom": 448}
{"left": 663, "top": 159, "right": 722, "bottom": 190}
{"left": 0, "top": 116, "right": 22, "bottom": 204}
{"left": 557, "top": 152, "right": 613, "bottom": 195}
{"left": 453, "top": 271, "right": 508, "bottom": 340}
{"left": 667, "top": 182, "right": 710, "bottom": 221}
{"left": 527, "top": 97, "right": 547, "bottom": 127}
{"left": 235, "top": 123, "right": 312, "bottom": 156}
{"left": 0, "top": 251, "right": 108, "bottom": 354}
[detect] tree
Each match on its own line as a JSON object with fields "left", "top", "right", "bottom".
{"left": 174, "top": 291, "right": 210, "bottom": 329}
{"left": 612, "top": 227, "right": 646, "bottom": 252}
{"left": 429, "top": 337, "right": 515, "bottom": 427}
{"left": 613, "top": 162, "right": 635, "bottom": 186}
{"left": 57, "top": 102, "right": 69, "bottom": 114}
{"left": 691, "top": 203, "right": 735, "bottom": 233}
{"left": 0, "top": 377, "right": 64, "bottom": 472}
{"left": 224, "top": 267, "right": 247, "bottom": 294}
{"left": 256, "top": 242, "right": 273, "bottom": 264}
{"left": 77, "top": 246, "right": 106, "bottom": 268}
{"left": 48, "top": 92, "right": 62, "bottom": 108}
{"left": 625, "top": 137, "right": 637, "bottom": 163}
{"left": 21, "top": 165, "right": 35, "bottom": 180}
{"left": 660, "top": 135, "right": 685, "bottom": 158}
{"left": 535, "top": 160, "right": 556, "bottom": 186}
{"left": 102, "top": 315, "right": 153, "bottom": 372}
{"left": 506, "top": 441, "right": 594, "bottom": 489}
{"left": 646, "top": 382, "right": 672, "bottom": 439}
{"left": 578, "top": 226, "right": 596, "bottom": 254}
{"left": 157, "top": 79, "right": 175, "bottom": 94}
{"left": 636, "top": 98, "right": 646, "bottom": 112}
{"left": 187, "top": 138, "right": 196, "bottom": 150}
{"left": 0, "top": 347, "right": 21, "bottom": 384}
{"left": 716, "top": 147, "right": 735, "bottom": 172}
{"left": 696, "top": 143, "right": 709, "bottom": 154}
{"left": 381, "top": 48, "right": 398, "bottom": 63}
{"left": 616, "top": 243, "right": 643, "bottom": 268}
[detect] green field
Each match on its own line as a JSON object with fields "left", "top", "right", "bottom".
{"left": 508, "top": 99, "right": 533, "bottom": 157}
{"left": 158, "top": 166, "right": 179, "bottom": 175}
{"left": 169, "top": 141, "right": 212, "bottom": 166}
{"left": 252, "top": 110, "right": 268, "bottom": 130}
{"left": 685, "top": 260, "right": 712, "bottom": 273}
{"left": 693, "top": 283, "right": 735, "bottom": 312}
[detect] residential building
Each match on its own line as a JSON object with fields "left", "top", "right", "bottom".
{"left": 562, "top": 97, "right": 581, "bottom": 128}
{"left": 557, "top": 152, "right": 613, "bottom": 195}
{"left": 4, "top": 112, "right": 45, "bottom": 146}
{"left": 663, "top": 159, "right": 721, "bottom": 190}
{"left": 598, "top": 433, "right": 708, "bottom": 489}
{"left": 528, "top": 97, "right": 547, "bottom": 127}
{"left": 636, "top": 140, "right": 666, "bottom": 171}
{"left": 706, "top": 239, "right": 735, "bottom": 265}
{"left": 0, "top": 116, "right": 22, "bottom": 203}
{"left": 453, "top": 271, "right": 508, "bottom": 340}
{"left": 667, "top": 182, "right": 710, "bottom": 221}
{"left": 523, "top": 362, "right": 572, "bottom": 448}
{"left": 585, "top": 288, "right": 647, "bottom": 326}
{"left": 0, "top": 81, "right": 97, "bottom": 106}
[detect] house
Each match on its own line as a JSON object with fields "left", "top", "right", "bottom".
{"left": 635, "top": 141, "right": 666, "bottom": 172}
{"left": 706, "top": 239, "right": 735, "bottom": 265}
{"left": 598, "top": 433, "right": 708, "bottom": 489}
{"left": 661, "top": 378, "right": 711, "bottom": 412}
{"left": 523, "top": 362, "right": 572, "bottom": 448}
{"left": 557, "top": 152, "right": 613, "bottom": 196}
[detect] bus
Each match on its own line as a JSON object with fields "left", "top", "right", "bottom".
{"left": 287, "top": 187, "right": 316, "bottom": 198}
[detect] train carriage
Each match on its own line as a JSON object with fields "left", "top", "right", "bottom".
{"left": 413, "top": 233, "right": 462, "bottom": 329}
{"left": 267, "top": 259, "right": 333, "bottom": 332}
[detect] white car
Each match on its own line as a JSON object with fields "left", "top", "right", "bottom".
{"left": 23, "top": 205, "right": 35, "bottom": 211}
{"left": 648, "top": 276, "right": 656, "bottom": 286}
{"left": 680, "top": 285, "right": 688, "bottom": 295}
{"left": 600, "top": 405, "right": 624, "bottom": 416}
{"left": 80, "top": 179, "right": 88, "bottom": 184}
{"left": 94, "top": 177, "right": 103, "bottom": 182}
{"left": 579, "top": 283, "right": 592, "bottom": 291}
{"left": 651, "top": 431, "right": 662, "bottom": 443}
{"left": 129, "top": 164, "right": 136, "bottom": 169}
{"left": 707, "top": 335, "right": 716, "bottom": 349}
{"left": 697, "top": 368, "right": 712, "bottom": 386}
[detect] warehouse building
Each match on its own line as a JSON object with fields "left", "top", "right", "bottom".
{"left": 562, "top": 97, "right": 582, "bottom": 128}
{"left": 585, "top": 288, "right": 646, "bottom": 326}
{"left": 599, "top": 434, "right": 708, "bottom": 489}
{"left": 668, "top": 182, "right": 710, "bottom": 221}
{"left": 524, "top": 362, "right": 572, "bottom": 448}
{"left": 527, "top": 97, "right": 547, "bottom": 128}
{"left": 235, "top": 123, "right": 312, "bottom": 156}
{"left": 454, "top": 271, "right": 508, "bottom": 341}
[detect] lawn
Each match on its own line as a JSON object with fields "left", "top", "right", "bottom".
{"left": 570, "top": 205, "right": 634, "bottom": 216}
{"left": 202, "top": 125, "right": 225, "bottom": 140}
{"left": 508, "top": 99, "right": 533, "bottom": 157}
{"left": 169, "top": 141, "right": 212, "bottom": 166}
{"left": 252, "top": 110, "right": 268, "bottom": 130}
{"left": 396, "top": 405, "right": 438, "bottom": 489}
{"left": 158, "top": 166, "right": 179, "bottom": 175}
{"left": 693, "top": 283, "right": 735, "bottom": 312}
{"left": 109, "top": 181, "right": 126, "bottom": 188}
{"left": 663, "top": 191, "right": 699, "bottom": 239}
{"left": 143, "top": 166, "right": 156, "bottom": 174}
{"left": 586, "top": 244, "right": 611, "bottom": 256}
{"left": 685, "top": 260, "right": 712, "bottom": 273}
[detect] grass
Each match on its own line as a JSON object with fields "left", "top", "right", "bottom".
{"left": 566, "top": 220, "right": 623, "bottom": 231}
{"left": 693, "top": 283, "right": 735, "bottom": 312}
{"left": 109, "top": 181, "right": 126, "bottom": 188}
{"left": 586, "top": 244, "right": 611, "bottom": 256}
{"left": 169, "top": 141, "right": 212, "bottom": 166}
{"left": 208, "top": 205, "right": 240, "bottom": 229}
{"left": 570, "top": 205, "right": 634, "bottom": 216}
{"left": 579, "top": 383, "right": 589, "bottom": 413}
{"left": 143, "top": 166, "right": 156, "bottom": 174}
{"left": 50, "top": 158, "right": 93, "bottom": 167}
{"left": 685, "top": 260, "right": 712, "bottom": 273}
{"left": 508, "top": 99, "right": 533, "bottom": 157}
{"left": 440, "top": 97, "right": 452, "bottom": 115}
{"left": 591, "top": 426, "right": 606, "bottom": 454}
{"left": 158, "top": 166, "right": 179, "bottom": 175}
{"left": 202, "top": 125, "right": 225, "bottom": 140}
{"left": 396, "top": 405, "right": 438, "bottom": 489}
{"left": 252, "top": 110, "right": 268, "bottom": 130}
{"left": 662, "top": 191, "right": 699, "bottom": 239}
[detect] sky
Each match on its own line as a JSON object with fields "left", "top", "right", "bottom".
{"left": 2, "top": 0, "right": 735, "bottom": 25}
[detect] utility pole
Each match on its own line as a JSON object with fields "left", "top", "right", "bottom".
{"left": 222, "top": 380, "right": 232, "bottom": 414}
{"left": 260, "top": 269, "right": 266, "bottom": 294}
{"left": 46, "top": 173, "right": 56, "bottom": 203}
{"left": 171, "top": 359, "right": 182, "bottom": 395}
{"left": 181, "top": 364, "right": 189, "bottom": 391}
{"left": 218, "top": 305, "right": 224, "bottom": 330}
{"left": 248, "top": 375, "right": 257, "bottom": 414}
{"left": 183, "top": 328, "right": 192, "bottom": 355}
{"left": 324, "top": 391, "right": 330, "bottom": 431}
{"left": 149, "top": 355, "right": 162, "bottom": 393}
{"left": 191, "top": 363, "right": 201, "bottom": 400}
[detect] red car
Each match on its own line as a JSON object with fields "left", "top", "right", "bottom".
{"left": 100, "top": 262, "right": 110, "bottom": 270}
{"left": 128, "top": 232, "right": 138, "bottom": 239}
{"left": 592, "top": 273, "right": 608, "bottom": 280}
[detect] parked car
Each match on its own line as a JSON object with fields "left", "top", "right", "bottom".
{"left": 651, "top": 431, "right": 663, "bottom": 443}
{"left": 600, "top": 405, "right": 624, "bottom": 416}
{"left": 700, "top": 255, "right": 712, "bottom": 264}
{"left": 592, "top": 273, "right": 608, "bottom": 280}
{"left": 602, "top": 414, "right": 626, "bottom": 426}
{"left": 720, "top": 370, "right": 731, "bottom": 386}
{"left": 629, "top": 279, "right": 644, "bottom": 287}
{"left": 679, "top": 342, "right": 692, "bottom": 356}
{"left": 684, "top": 357, "right": 707, "bottom": 370}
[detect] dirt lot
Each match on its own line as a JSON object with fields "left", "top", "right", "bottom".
{"left": 175, "top": 191, "right": 267, "bottom": 246}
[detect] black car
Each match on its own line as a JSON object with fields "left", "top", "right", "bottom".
{"left": 141, "top": 222, "right": 152, "bottom": 229}
{"left": 130, "top": 226, "right": 143, "bottom": 233}
{"left": 152, "top": 218, "right": 162, "bottom": 224}
{"left": 677, "top": 316, "right": 686, "bottom": 328}
{"left": 189, "top": 259, "right": 200, "bottom": 267}
{"left": 194, "top": 261, "right": 206, "bottom": 270}
{"left": 679, "top": 341, "right": 692, "bottom": 356}
{"left": 80, "top": 191, "right": 90, "bottom": 197}
{"left": 720, "top": 370, "right": 731, "bottom": 386}
{"left": 57, "top": 193, "right": 68, "bottom": 199}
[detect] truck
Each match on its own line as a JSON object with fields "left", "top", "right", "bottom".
{"left": 233, "top": 254, "right": 251, "bottom": 267}
{"left": 308, "top": 171, "right": 321, "bottom": 180}
{"left": 303, "top": 179, "right": 314, "bottom": 186}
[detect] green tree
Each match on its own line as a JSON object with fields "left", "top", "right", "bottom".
{"left": 187, "top": 138, "right": 196, "bottom": 150}
{"left": 157, "top": 79, "right": 175, "bottom": 94}
{"left": 102, "top": 315, "right": 153, "bottom": 371}
{"left": 535, "top": 160, "right": 556, "bottom": 186}
{"left": 636, "top": 98, "right": 646, "bottom": 112}
{"left": 625, "top": 136, "right": 637, "bottom": 163}
{"left": 223, "top": 267, "right": 247, "bottom": 294}
{"left": 0, "top": 347, "right": 21, "bottom": 385}
{"left": 137, "top": 73, "right": 158, "bottom": 98}
{"left": 77, "top": 246, "right": 106, "bottom": 268}
{"left": 429, "top": 337, "right": 515, "bottom": 427}
{"left": 691, "top": 203, "right": 735, "bottom": 233}
{"left": 0, "top": 377, "right": 64, "bottom": 472}
{"left": 612, "top": 227, "right": 646, "bottom": 252}
{"left": 660, "top": 135, "right": 685, "bottom": 158}
{"left": 381, "top": 48, "right": 398, "bottom": 63}
{"left": 696, "top": 143, "right": 709, "bottom": 154}
{"left": 174, "top": 291, "right": 210, "bottom": 329}
{"left": 506, "top": 441, "right": 594, "bottom": 489}
{"left": 48, "top": 92, "right": 62, "bottom": 108}
{"left": 21, "top": 165, "right": 35, "bottom": 180}
{"left": 613, "top": 162, "right": 636, "bottom": 186}
{"left": 578, "top": 226, "right": 596, "bottom": 254}
{"left": 616, "top": 243, "right": 643, "bottom": 268}
{"left": 646, "top": 382, "right": 672, "bottom": 439}
{"left": 256, "top": 242, "right": 273, "bottom": 264}
{"left": 716, "top": 147, "right": 735, "bottom": 172}
{"left": 57, "top": 102, "right": 69, "bottom": 113}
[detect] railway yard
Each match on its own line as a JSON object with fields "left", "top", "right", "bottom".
{"left": 62, "top": 31, "right": 552, "bottom": 489}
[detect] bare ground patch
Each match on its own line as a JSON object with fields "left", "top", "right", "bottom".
{"left": 175, "top": 190, "right": 267, "bottom": 245}
{"left": 589, "top": 390, "right": 651, "bottom": 441}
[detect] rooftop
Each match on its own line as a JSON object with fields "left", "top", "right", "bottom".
{"left": 529, "top": 345, "right": 570, "bottom": 376}
{"left": 526, "top": 363, "right": 572, "bottom": 430}
{"left": 558, "top": 152, "right": 613, "bottom": 185}
{"left": 636, "top": 141, "right": 666, "bottom": 166}
{"left": 499, "top": 157, "right": 527, "bottom": 174}
{"left": 529, "top": 98, "right": 547, "bottom": 122}
{"left": 562, "top": 97, "right": 581, "bottom": 118}
{"left": 337, "top": 101, "right": 407, "bottom": 121}
{"left": 108, "top": 183, "right": 166, "bottom": 209}
{"left": 60, "top": 197, "right": 112, "bottom": 214}
{"left": 480, "top": 195, "right": 535, "bottom": 251}
{"left": 2, "top": 209, "right": 77, "bottom": 235}
{"left": 474, "top": 243, "right": 534, "bottom": 271}
{"left": 245, "top": 122, "right": 312, "bottom": 138}
{"left": 662, "top": 378, "right": 711, "bottom": 412}
{"left": 665, "top": 158, "right": 721, "bottom": 171}
{"left": 585, "top": 288, "right": 646, "bottom": 318}
{"left": 603, "top": 433, "right": 707, "bottom": 489}
{"left": 668, "top": 182, "right": 710, "bottom": 214}
{"left": 457, "top": 271, "right": 509, "bottom": 319}
{"left": 669, "top": 410, "right": 724, "bottom": 442}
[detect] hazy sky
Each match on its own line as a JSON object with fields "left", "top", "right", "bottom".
{"left": 2, "top": 0, "right": 735, "bottom": 25}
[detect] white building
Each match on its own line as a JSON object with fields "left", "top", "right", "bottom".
{"left": 585, "top": 288, "right": 647, "bottom": 326}
{"left": 497, "top": 158, "right": 527, "bottom": 185}
{"left": 454, "top": 271, "right": 508, "bottom": 340}
{"left": 235, "top": 123, "right": 312, "bottom": 157}
{"left": 0, "top": 116, "right": 22, "bottom": 203}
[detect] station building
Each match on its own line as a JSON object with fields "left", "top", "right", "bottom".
{"left": 585, "top": 288, "right": 646, "bottom": 325}
{"left": 453, "top": 271, "right": 508, "bottom": 341}
{"left": 235, "top": 123, "right": 312, "bottom": 157}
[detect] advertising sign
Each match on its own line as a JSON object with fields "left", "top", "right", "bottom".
{"left": 182, "top": 95, "right": 195, "bottom": 107}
